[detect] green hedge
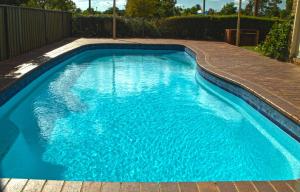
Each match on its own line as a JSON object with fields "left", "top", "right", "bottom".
{"left": 159, "top": 15, "right": 283, "bottom": 41}
{"left": 72, "top": 15, "right": 283, "bottom": 42}
{"left": 72, "top": 16, "right": 160, "bottom": 38}
{"left": 258, "top": 20, "right": 292, "bottom": 60}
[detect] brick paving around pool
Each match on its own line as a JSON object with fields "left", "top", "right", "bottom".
{"left": 1, "top": 179, "right": 300, "bottom": 192}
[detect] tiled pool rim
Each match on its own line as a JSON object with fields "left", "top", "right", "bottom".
{"left": 0, "top": 43, "right": 300, "bottom": 143}
{"left": 1, "top": 179, "right": 300, "bottom": 192}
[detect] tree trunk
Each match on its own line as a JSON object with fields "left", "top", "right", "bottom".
{"left": 113, "top": 0, "right": 116, "bottom": 39}
{"left": 88, "top": 0, "right": 91, "bottom": 14}
{"left": 203, "top": 0, "right": 206, "bottom": 15}
{"left": 236, "top": 0, "right": 242, "bottom": 46}
{"left": 254, "top": 0, "right": 259, "bottom": 16}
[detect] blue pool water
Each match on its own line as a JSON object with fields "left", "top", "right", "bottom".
{"left": 1, "top": 48, "right": 300, "bottom": 181}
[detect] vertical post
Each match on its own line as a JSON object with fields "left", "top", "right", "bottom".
{"left": 290, "top": 0, "right": 300, "bottom": 57}
{"left": 203, "top": 0, "right": 206, "bottom": 15}
{"left": 89, "top": 0, "right": 91, "bottom": 14}
{"left": 254, "top": 0, "right": 259, "bottom": 16}
{"left": 236, "top": 0, "right": 242, "bottom": 46}
{"left": 113, "top": 0, "right": 116, "bottom": 39}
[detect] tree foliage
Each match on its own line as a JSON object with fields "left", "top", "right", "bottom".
{"left": 207, "top": 8, "right": 216, "bottom": 15}
{"left": 244, "top": 0, "right": 254, "bottom": 15}
{"left": 157, "top": 0, "right": 178, "bottom": 17}
{"left": 258, "top": 19, "right": 292, "bottom": 60}
{"left": 125, "top": 0, "right": 159, "bottom": 18}
{"left": 126, "top": 0, "right": 181, "bottom": 18}
{"left": 0, "top": 0, "right": 28, "bottom": 5}
{"left": 285, "top": 0, "right": 293, "bottom": 15}
{"left": 103, "top": 7, "right": 126, "bottom": 16}
{"left": 219, "top": 2, "right": 237, "bottom": 15}
{"left": 24, "top": 0, "right": 76, "bottom": 11}
{"left": 182, "top": 4, "right": 201, "bottom": 15}
{"left": 264, "top": 0, "right": 282, "bottom": 17}
{"left": 242, "top": 0, "right": 290, "bottom": 18}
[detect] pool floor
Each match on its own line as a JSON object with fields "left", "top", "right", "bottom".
{"left": 1, "top": 48, "right": 300, "bottom": 182}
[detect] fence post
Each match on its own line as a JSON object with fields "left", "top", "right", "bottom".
{"left": 3, "top": 6, "right": 10, "bottom": 59}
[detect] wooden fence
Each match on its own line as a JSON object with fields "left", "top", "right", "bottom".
{"left": 0, "top": 5, "right": 72, "bottom": 61}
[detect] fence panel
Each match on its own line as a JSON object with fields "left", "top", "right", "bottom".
{"left": 0, "top": 7, "right": 7, "bottom": 60}
{"left": 0, "top": 5, "right": 71, "bottom": 61}
{"left": 19, "top": 8, "right": 46, "bottom": 53}
{"left": 46, "top": 11, "right": 64, "bottom": 43}
{"left": 62, "top": 13, "right": 72, "bottom": 37}
{"left": 6, "top": 6, "right": 21, "bottom": 57}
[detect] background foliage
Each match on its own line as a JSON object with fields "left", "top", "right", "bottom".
{"left": 159, "top": 15, "right": 281, "bottom": 41}
{"left": 2, "top": 0, "right": 294, "bottom": 60}
{"left": 258, "top": 19, "right": 292, "bottom": 60}
{"left": 73, "top": 15, "right": 281, "bottom": 42}
{"left": 72, "top": 16, "right": 160, "bottom": 38}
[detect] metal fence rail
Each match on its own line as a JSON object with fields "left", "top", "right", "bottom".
{"left": 0, "top": 5, "right": 72, "bottom": 61}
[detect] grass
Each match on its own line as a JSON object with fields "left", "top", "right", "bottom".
{"left": 241, "top": 46, "right": 260, "bottom": 53}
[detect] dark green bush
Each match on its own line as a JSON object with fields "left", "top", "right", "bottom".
{"left": 72, "top": 15, "right": 283, "bottom": 43}
{"left": 72, "top": 16, "right": 160, "bottom": 38}
{"left": 258, "top": 20, "right": 292, "bottom": 60}
{"left": 159, "top": 15, "right": 283, "bottom": 41}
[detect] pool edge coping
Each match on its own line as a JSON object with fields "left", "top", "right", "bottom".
{"left": 1, "top": 179, "right": 299, "bottom": 192}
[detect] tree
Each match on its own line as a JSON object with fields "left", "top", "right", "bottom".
{"left": 24, "top": 0, "right": 47, "bottom": 9}
{"left": 257, "top": 0, "right": 269, "bottom": 15}
{"left": 207, "top": 8, "right": 216, "bottom": 15}
{"left": 254, "top": 0, "right": 259, "bottom": 16}
{"left": 264, "top": 0, "right": 282, "bottom": 17}
{"left": 244, "top": 0, "right": 254, "bottom": 15}
{"left": 1, "top": 0, "right": 28, "bottom": 5}
{"left": 24, "top": 0, "right": 76, "bottom": 11}
{"left": 219, "top": 2, "right": 237, "bottom": 15}
{"left": 75, "top": 8, "right": 82, "bottom": 14}
{"left": 157, "top": 0, "right": 177, "bottom": 17}
{"left": 125, "top": 0, "right": 159, "bottom": 18}
{"left": 103, "top": 7, "right": 125, "bottom": 16}
{"left": 285, "top": 0, "right": 293, "bottom": 16}
{"left": 182, "top": 4, "right": 201, "bottom": 15}
{"left": 81, "top": 8, "right": 100, "bottom": 15}
{"left": 242, "top": 0, "right": 283, "bottom": 17}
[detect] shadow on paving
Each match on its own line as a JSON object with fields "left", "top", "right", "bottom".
{"left": 0, "top": 38, "right": 79, "bottom": 91}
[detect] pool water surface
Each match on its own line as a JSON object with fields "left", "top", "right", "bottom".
{"left": 0, "top": 48, "right": 300, "bottom": 181}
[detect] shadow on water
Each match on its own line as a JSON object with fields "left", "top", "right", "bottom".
{"left": 0, "top": 116, "right": 66, "bottom": 181}
{"left": 0, "top": 50, "right": 91, "bottom": 182}
{"left": 0, "top": 120, "right": 18, "bottom": 190}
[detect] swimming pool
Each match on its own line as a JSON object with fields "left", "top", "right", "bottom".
{"left": 0, "top": 46, "right": 300, "bottom": 181}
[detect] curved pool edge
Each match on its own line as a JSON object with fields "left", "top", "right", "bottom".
{"left": 0, "top": 43, "right": 300, "bottom": 142}
{"left": 186, "top": 45, "right": 300, "bottom": 142}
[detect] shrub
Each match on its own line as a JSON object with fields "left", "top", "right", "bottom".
{"left": 72, "top": 15, "right": 160, "bottom": 38}
{"left": 258, "top": 20, "right": 292, "bottom": 60}
{"left": 72, "top": 15, "right": 284, "bottom": 43}
{"left": 158, "top": 15, "right": 283, "bottom": 41}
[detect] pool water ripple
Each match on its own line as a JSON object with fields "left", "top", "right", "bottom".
{"left": 0, "top": 49, "right": 300, "bottom": 181}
